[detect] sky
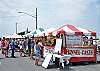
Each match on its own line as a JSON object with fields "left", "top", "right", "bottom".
{"left": 0, "top": 0, "right": 100, "bottom": 37}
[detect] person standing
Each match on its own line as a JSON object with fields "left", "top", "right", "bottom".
{"left": 11, "top": 38, "right": 15, "bottom": 58}
{"left": 23, "top": 37, "right": 27, "bottom": 55}
{"left": 1, "top": 37, "right": 7, "bottom": 58}
{"left": 20, "top": 39, "right": 26, "bottom": 57}
{"left": 28, "top": 38, "right": 31, "bottom": 57}
{"left": 20, "top": 40, "right": 23, "bottom": 57}
{"left": 34, "top": 41, "right": 41, "bottom": 66}
{"left": 38, "top": 40, "right": 43, "bottom": 58}
{"left": 5, "top": 38, "right": 10, "bottom": 57}
{"left": 30, "top": 38, "right": 35, "bottom": 59}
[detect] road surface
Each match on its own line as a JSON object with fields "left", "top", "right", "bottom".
{"left": 0, "top": 50, "right": 100, "bottom": 71}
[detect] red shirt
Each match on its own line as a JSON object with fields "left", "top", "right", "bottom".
{"left": 1, "top": 40, "right": 5, "bottom": 48}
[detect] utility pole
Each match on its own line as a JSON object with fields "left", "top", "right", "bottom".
{"left": 16, "top": 22, "right": 18, "bottom": 34}
{"left": 36, "top": 8, "right": 37, "bottom": 30}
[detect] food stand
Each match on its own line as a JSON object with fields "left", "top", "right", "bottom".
{"left": 44, "top": 24, "right": 97, "bottom": 63}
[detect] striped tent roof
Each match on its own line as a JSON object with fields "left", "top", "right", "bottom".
{"left": 51, "top": 24, "right": 96, "bottom": 36}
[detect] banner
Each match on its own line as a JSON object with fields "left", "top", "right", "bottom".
{"left": 65, "top": 47, "right": 94, "bottom": 57}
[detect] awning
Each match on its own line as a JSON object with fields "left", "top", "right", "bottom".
{"left": 44, "top": 28, "right": 56, "bottom": 36}
{"left": 11, "top": 34, "right": 23, "bottom": 38}
{"left": 52, "top": 24, "right": 96, "bottom": 36}
{"left": 32, "top": 28, "right": 45, "bottom": 37}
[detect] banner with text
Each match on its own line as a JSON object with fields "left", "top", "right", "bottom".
{"left": 65, "top": 47, "right": 94, "bottom": 57}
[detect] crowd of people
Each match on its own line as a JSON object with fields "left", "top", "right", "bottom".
{"left": 0, "top": 37, "right": 44, "bottom": 66}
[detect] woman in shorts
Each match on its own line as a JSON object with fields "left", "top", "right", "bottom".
{"left": 34, "top": 41, "right": 41, "bottom": 66}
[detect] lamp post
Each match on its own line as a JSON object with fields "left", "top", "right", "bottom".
{"left": 18, "top": 8, "right": 37, "bottom": 30}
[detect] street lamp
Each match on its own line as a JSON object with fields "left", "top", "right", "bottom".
{"left": 18, "top": 8, "right": 37, "bottom": 30}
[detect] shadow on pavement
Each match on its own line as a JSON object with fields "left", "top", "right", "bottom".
{"left": 47, "top": 65, "right": 77, "bottom": 71}
{"left": 5, "top": 56, "right": 19, "bottom": 59}
{"left": 0, "top": 58, "right": 4, "bottom": 59}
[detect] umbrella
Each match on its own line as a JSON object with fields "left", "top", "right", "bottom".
{"left": 32, "top": 31, "right": 37, "bottom": 35}
{"left": 11, "top": 34, "right": 23, "bottom": 38}
{"left": 6, "top": 35, "right": 12, "bottom": 38}
{"left": 39, "top": 28, "right": 44, "bottom": 32}
{"left": 24, "top": 32, "right": 33, "bottom": 37}
{"left": 32, "top": 28, "right": 45, "bottom": 37}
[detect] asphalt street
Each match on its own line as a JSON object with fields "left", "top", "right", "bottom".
{"left": 0, "top": 50, "right": 100, "bottom": 71}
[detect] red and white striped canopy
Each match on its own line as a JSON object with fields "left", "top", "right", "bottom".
{"left": 51, "top": 24, "right": 96, "bottom": 36}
